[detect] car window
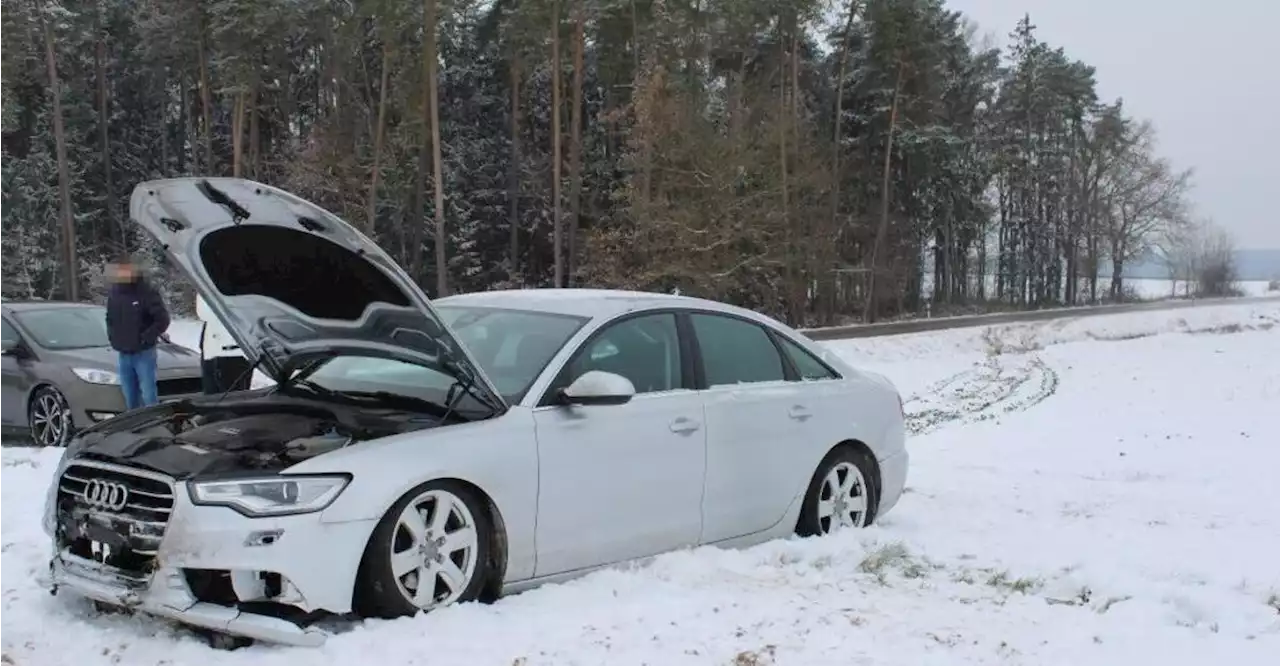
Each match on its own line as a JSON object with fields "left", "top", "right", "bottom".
{"left": 309, "top": 356, "right": 454, "bottom": 393}
{"left": 12, "top": 307, "right": 110, "bottom": 350}
{"left": 435, "top": 305, "right": 588, "bottom": 403}
{"left": 302, "top": 306, "right": 587, "bottom": 407}
{"left": 689, "top": 313, "right": 785, "bottom": 387}
{"left": 563, "top": 313, "right": 683, "bottom": 395}
{"left": 1, "top": 318, "right": 17, "bottom": 345}
{"left": 777, "top": 336, "right": 840, "bottom": 381}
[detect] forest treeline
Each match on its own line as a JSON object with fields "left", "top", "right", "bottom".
{"left": 2, "top": 0, "right": 1202, "bottom": 325}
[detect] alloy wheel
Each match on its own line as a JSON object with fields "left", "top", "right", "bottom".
{"left": 29, "top": 390, "right": 71, "bottom": 447}
{"left": 389, "top": 488, "right": 480, "bottom": 610}
{"left": 817, "top": 461, "right": 869, "bottom": 533}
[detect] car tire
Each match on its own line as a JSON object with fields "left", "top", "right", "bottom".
{"left": 353, "top": 480, "right": 494, "bottom": 619}
{"left": 28, "top": 386, "right": 74, "bottom": 448}
{"left": 796, "top": 446, "right": 879, "bottom": 537}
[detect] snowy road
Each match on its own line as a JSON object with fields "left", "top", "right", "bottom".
{"left": 3, "top": 302, "right": 1278, "bottom": 665}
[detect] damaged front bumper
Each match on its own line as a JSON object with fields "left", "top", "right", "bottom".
{"left": 44, "top": 458, "right": 377, "bottom": 647}
{"left": 49, "top": 551, "right": 328, "bottom": 646}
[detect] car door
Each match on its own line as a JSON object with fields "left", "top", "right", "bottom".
{"left": 691, "top": 312, "right": 818, "bottom": 543}
{"left": 531, "top": 311, "right": 707, "bottom": 576}
{"left": 771, "top": 332, "right": 848, "bottom": 427}
{"left": 1, "top": 317, "right": 33, "bottom": 427}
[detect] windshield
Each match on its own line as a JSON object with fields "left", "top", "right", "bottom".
{"left": 13, "top": 307, "right": 111, "bottom": 350}
{"left": 304, "top": 305, "right": 587, "bottom": 406}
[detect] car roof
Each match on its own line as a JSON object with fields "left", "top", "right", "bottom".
{"left": 434, "top": 288, "right": 778, "bottom": 326}
{"left": 1, "top": 300, "right": 102, "bottom": 314}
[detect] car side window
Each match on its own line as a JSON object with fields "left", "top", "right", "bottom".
{"left": 563, "top": 313, "right": 683, "bottom": 395}
{"left": 689, "top": 313, "right": 785, "bottom": 387}
{"left": 777, "top": 336, "right": 840, "bottom": 381}
{"left": 1, "top": 318, "right": 18, "bottom": 346}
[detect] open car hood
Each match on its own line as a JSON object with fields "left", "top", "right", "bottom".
{"left": 128, "top": 177, "right": 507, "bottom": 411}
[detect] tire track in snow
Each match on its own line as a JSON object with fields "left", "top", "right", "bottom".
{"left": 902, "top": 323, "right": 1061, "bottom": 436}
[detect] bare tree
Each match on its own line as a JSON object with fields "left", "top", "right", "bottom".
{"left": 1193, "top": 222, "right": 1239, "bottom": 297}
{"left": 366, "top": 40, "right": 392, "bottom": 232}
{"left": 1154, "top": 212, "right": 1195, "bottom": 298}
{"left": 426, "top": 0, "right": 448, "bottom": 296}
{"left": 550, "top": 0, "right": 564, "bottom": 287}
{"left": 1103, "top": 120, "right": 1192, "bottom": 299}
{"left": 863, "top": 59, "right": 907, "bottom": 323}
{"left": 41, "top": 2, "right": 78, "bottom": 300}
{"left": 93, "top": 2, "right": 122, "bottom": 247}
{"left": 566, "top": 0, "right": 586, "bottom": 284}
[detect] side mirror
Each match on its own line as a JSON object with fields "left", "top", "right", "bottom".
{"left": 557, "top": 370, "right": 636, "bottom": 407}
{"left": 0, "top": 338, "right": 17, "bottom": 355}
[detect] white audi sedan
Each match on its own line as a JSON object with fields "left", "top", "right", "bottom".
{"left": 43, "top": 178, "right": 909, "bottom": 648}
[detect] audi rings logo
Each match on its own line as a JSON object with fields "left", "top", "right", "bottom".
{"left": 82, "top": 479, "right": 129, "bottom": 511}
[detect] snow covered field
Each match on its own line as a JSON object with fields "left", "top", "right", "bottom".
{"left": 964, "top": 276, "right": 1276, "bottom": 301}
{"left": 1123, "top": 277, "right": 1274, "bottom": 299}
{"left": 4, "top": 301, "right": 1279, "bottom": 665}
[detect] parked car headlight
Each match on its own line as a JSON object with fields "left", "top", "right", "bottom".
{"left": 187, "top": 475, "right": 351, "bottom": 517}
{"left": 72, "top": 367, "right": 119, "bottom": 385}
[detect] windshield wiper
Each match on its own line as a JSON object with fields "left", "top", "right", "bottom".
{"left": 277, "top": 352, "right": 337, "bottom": 388}
{"left": 277, "top": 348, "right": 501, "bottom": 418}
{"left": 284, "top": 377, "right": 348, "bottom": 403}
{"left": 438, "top": 354, "right": 504, "bottom": 417}
{"left": 272, "top": 352, "right": 342, "bottom": 399}
{"left": 332, "top": 390, "right": 470, "bottom": 422}
{"left": 214, "top": 353, "right": 269, "bottom": 405}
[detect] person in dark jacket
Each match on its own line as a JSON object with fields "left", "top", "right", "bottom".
{"left": 105, "top": 255, "right": 171, "bottom": 410}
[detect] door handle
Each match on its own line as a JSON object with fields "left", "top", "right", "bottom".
{"left": 788, "top": 405, "right": 812, "bottom": 422}
{"left": 669, "top": 417, "right": 701, "bottom": 434}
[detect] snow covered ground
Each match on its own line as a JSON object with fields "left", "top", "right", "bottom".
{"left": 4, "top": 301, "right": 1279, "bottom": 665}
{"left": 965, "top": 276, "right": 1276, "bottom": 301}
{"left": 1123, "top": 277, "right": 1274, "bottom": 299}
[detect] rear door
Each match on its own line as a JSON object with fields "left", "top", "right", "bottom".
{"left": 690, "top": 312, "right": 816, "bottom": 543}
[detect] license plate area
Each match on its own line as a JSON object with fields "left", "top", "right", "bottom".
{"left": 80, "top": 521, "right": 128, "bottom": 549}
{"left": 57, "top": 508, "right": 160, "bottom": 578}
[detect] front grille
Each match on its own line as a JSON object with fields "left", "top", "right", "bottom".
{"left": 56, "top": 461, "right": 175, "bottom": 579}
{"left": 158, "top": 377, "right": 202, "bottom": 396}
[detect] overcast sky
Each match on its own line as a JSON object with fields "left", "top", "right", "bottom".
{"left": 944, "top": 0, "right": 1279, "bottom": 249}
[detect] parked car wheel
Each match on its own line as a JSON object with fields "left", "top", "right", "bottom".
{"left": 28, "top": 386, "right": 73, "bottom": 447}
{"left": 354, "top": 480, "right": 494, "bottom": 619}
{"left": 796, "top": 447, "right": 879, "bottom": 536}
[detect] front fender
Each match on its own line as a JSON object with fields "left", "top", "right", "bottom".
{"left": 290, "top": 409, "right": 540, "bottom": 582}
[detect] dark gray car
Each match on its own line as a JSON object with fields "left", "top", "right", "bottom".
{"left": 1, "top": 301, "right": 204, "bottom": 446}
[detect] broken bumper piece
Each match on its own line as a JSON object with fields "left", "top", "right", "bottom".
{"left": 49, "top": 552, "right": 328, "bottom": 647}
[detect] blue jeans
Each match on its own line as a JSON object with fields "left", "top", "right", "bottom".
{"left": 117, "top": 347, "right": 159, "bottom": 411}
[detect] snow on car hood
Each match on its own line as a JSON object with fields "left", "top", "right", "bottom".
{"left": 127, "top": 177, "right": 506, "bottom": 409}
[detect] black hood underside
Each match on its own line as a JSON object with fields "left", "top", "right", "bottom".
{"left": 128, "top": 179, "right": 508, "bottom": 413}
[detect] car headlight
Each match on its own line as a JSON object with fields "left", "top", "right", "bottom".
{"left": 187, "top": 475, "right": 351, "bottom": 517}
{"left": 72, "top": 367, "right": 119, "bottom": 385}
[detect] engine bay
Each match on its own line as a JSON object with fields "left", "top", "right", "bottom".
{"left": 66, "top": 393, "right": 441, "bottom": 478}
{"left": 173, "top": 412, "right": 352, "bottom": 465}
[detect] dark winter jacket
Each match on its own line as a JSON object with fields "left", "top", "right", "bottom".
{"left": 105, "top": 278, "right": 171, "bottom": 354}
